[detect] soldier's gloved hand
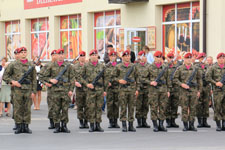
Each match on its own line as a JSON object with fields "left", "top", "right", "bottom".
{"left": 119, "top": 79, "right": 127, "bottom": 85}
{"left": 181, "top": 83, "right": 190, "bottom": 89}
{"left": 11, "top": 80, "right": 21, "bottom": 87}
{"left": 75, "top": 82, "right": 82, "bottom": 87}
{"left": 197, "top": 91, "right": 200, "bottom": 98}
{"left": 31, "top": 93, "right": 35, "bottom": 99}
{"left": 68, "top": 91, "right": 73, "bottom": 97}
{"left": 216, "top": 82, "right": 223, "bottom": 87}
{"left": 87, "top": 83, "right": 94, "bottom": 89}
{"left": 50, "top": 79, "right": 58, "bottom": 84}
{"left": 150, "top": 81, "right": 157, "bottom": 86}
{"left": 45, "top": 83, "right": 52, "bottom": 87}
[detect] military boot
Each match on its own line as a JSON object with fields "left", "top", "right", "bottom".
{"left": 113, "top": 119, "right": 120, "bottom": 128}
{"left": 84, "top": 120, "right": 89, "bottom": 128}
{"left": 53, "top": 123, "right": 61, "bottom": 133}
{"left": 152, "top": 120, "right": 158, "bottom": 132}
{"left": 158, "top": 120, "right": 167, "bottom": 132}
{"left": 48, "top": 119, "right": 55, "bottom": 129}
{"left": 95, "top": 122, "right": 104, "bottom": 132}
{"left": 189, "top": 121, "right": 197, "bottom": 131}
{"left": 21, "top": 123, "right": 25, "bottom": 133}
{"left": 61, "top": 121, "right": 70, "bottom": 133}
{"left": 89, "top": 123, "right": 95, "bottom": 132}
{"left": 166, "top": 119, "right": 171, "bottom": 128}
{"left": 136, "top": 118, "right": 142, "bottom": 128}
{"left": 197, "top": 118, "right": 203, "bottom": 128}
{"left": 14, "top": 124, "right": 22, "bottom": 134}
{"left": 13, "top": 123, "right": 18, "bottom": 130}
{"left": 183, "top": 122, "right": 189, "bottom": 131}
{"left": 216, "top": 120, "right": 222, "bottom": 131}
{"left": 171, "top": 118, "right": 179, "bottom": 128}
{"left": 79, "top": 119, "right": 85, "bottom": 129}
{"left": 108, "top": 119, "right": 114, "bottom": 128}
{"left": 128, "top": 122, "right": 136, "bottom": 132}
{"left": 24, "top": 124, "right": 32, "bottom": 134}
{"left": 203, "top": 118, "right": 211, "bottom": 128}
{"left": 122, "top": 121, "right": 127, "bottom": 132}
{"left": 222, "top": 120, "right": 225, "bottom": 131}
{"left": 142, "top": 118, "right": 150, "bottom": 128}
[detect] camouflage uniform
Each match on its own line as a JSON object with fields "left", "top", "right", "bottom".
{"left": 3, "top": 60, "right": 37, "bottom": 133}
{"left": 79, "top": 61, "right": 106, "bottom": 132}
{"left": 135, "top": 63, "right": 150, "bottom": 128}
{"left": 174, "top": 64, "right": 202, "bottom": 131}
{"left": 148, "top": 63, "right": 169, "bottom": 132}
{"left": 112, "top": 63, "right": 139, "bottom": 132}
{"left": 39, "top": 61, "right": 74, "bottom": 133}
{"left": 73, "top": 62, "right": 89, "bottom": 128}
{"left": 206, "top": 63, "right": 225, "bottom": 131}
{"left": 105, "top": 63, "right": 120, "bottom": 128}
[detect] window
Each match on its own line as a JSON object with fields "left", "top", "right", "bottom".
{"left": 94, "top": 10, "right": 121, "bottom": 60}
{"left": 162, "top": 2, "right": 200, "bottom": 56}
{"left": 60, "top": 14, "right": 82, "bottom": 59}
{"left": 5, "top": 21, "right": 21, "bottom": 60}
{"left": 31, "top": 18, "right": 50, "bottom": 60}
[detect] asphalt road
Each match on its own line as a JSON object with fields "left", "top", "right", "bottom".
{"left": 0, "top": 92, "right": 225, "bottom": 150}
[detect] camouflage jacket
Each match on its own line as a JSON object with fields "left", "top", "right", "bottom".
{"left": 194, "top": 62, "right": 209, "bottom": 86}
{"left": 111, "top": 62, "right": 139, "bottom": 92}
{"left": 167, "top": 62, "right": 182, "bottom": 92}
{"left": 173, "top": 64, "right": 203, "bottom": 92}
{"left": 136, "top": 63, "right": 150, "bottom": 91}
{"left": 104, "top": 63, "right": 119, "bottom": 92}
{"left": 79, "top": 61, "right": 106, "bottom": 91}
{"left": 206, "top": 63, "right": 225, "bottom": 92}
{"left": 148, "top": 63, "right": 169, "bottom": 93}
{"left": 3, "top": 60, "right": 37, "bottom": 93}
{"left": 39, "top": 62, "right": 53, "bottom": 93}
{"left": 38, "top": 61, "right": 74, "bottom": 92}
{"left": 73, "top": 62, "right": 86, "bottom": 92}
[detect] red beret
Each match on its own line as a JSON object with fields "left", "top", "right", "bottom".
{"left": 196, "top": 53, "right": 206, "bottom": 59}
{"left": 154, "top": 51, "right": 163, "bottom": 57}
{"left": 14, "top": 48, "right": 20, "bottom": 54}
{"left": 79, "top": 51, "right": 86, "bottom": 56}
{"left": 217, "top": 53, "right": 225, "bottom": 59}
{"left": 17, "top": 47, "right": 27, "bottom": 53}
{"left": 167, "top": 52, "right": 174, "bottom": 58}
{"left": 184, "top": 52, "right": 192, "bottom": 58}
{"left": 138, "top": 51, "right": 145, "bottom": 56}
{"left": 51, "top": 50, "right": 57, "bottom": 55}
{"left": 109, "top": 51, "right": 117, "bottom": 56}
{"left": 89, "top": 49, "right": 98, "bottom": 56}
{"left": 122, "top": 50, "right": 130, "bottom": 57}
{"left": 57, "top": 48, "right": 64, "bottom": 54}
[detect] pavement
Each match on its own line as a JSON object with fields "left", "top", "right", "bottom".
{"left": 0, "top": 91, "right": 225, "bottom": 150}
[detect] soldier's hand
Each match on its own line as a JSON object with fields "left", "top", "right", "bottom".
{"left": 108, "top": 82, "right": 112, "bottom": 87}
{"left": 181, "top": 83, "right": 189, "bottom": 89}
{"left": 45, "top": 83, "right": 52, "bottom": 87}
{"left": 87, "top": 84, "right": 94, "bottom": 89}
{"left": 11, "top": 80, "right": 21, "bottom": 87}
{"left": 216, "top": 82, "right": 223, "bottom": 87}
{"left": 75, "top": 82, "right": 82, "bottom": 87}
{"left": 119, "top": 79, "right": 127, "bottom": 85}
{"left": 68, "top": 91, "right": 73, "bottom": 97}
{"left": 31, "top": 93, "right": 35, "bottom": 99}
{"left": 103, "top": 92, "right": 107, "bottom": 97}
{"left": 167, "top": 92, "right": 170, "bottom": 98}
{"left": 150, "top": 81, "right": 157, "bottom": 86}
{"left": 135, "top": 91, "right": 139, "bottom": 97}
{"left": 197, "top": 91, "right": 200, "bottom": 98}
{"left": 50, "top": 79, "right": 58, "bottom": 84}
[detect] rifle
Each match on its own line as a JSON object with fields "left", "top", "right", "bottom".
{"left": 186, "top": 67, "right": 198, "bottom": 88}
{"left": 218, "top": 73, "right": 225, "bottom": 90}
{"left": 54, "top": 64, "right": 69, "bottom": 84}
{"left": 199, "top": 57, "right": 207, "bottom": 86}
{"left": 210, "top": 85, "right": 215, "bottom": 110}
{"left": 123, "top": 65, "right": 135, "bottom": 83}
{"left": 71, "top": 55, "right": 80, "bottom": 64}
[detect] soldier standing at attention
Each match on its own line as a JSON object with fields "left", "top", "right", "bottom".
{"left": 206, "top": 53, "right": 225, "bottom": 131}
{"left": 112, "top": 50, "right": 139, "bottom": 132}
{"left": 73, "top": 51, "right": 89, "bottom": 129}
{"left": 195, "top": 53, "right": 211, "bottom": 128}
{"left": 3, "top": 47, "right": 37, "bottom": 134}
{"left": 79, "top": 49, "right": 106, "bottom": 132}
{"left": 174, "top": 52, "right": 202, "bottom": 131}
{"left": 40, "top": 49, "right": 74, "bottom": 133}
{"left": 148, "top": 51, "right": 169, "bottom": 132}
{"left": 135, "top": 50, "right": 150, "bottom": 128}
{"left": 39, "top": 50, "right": 58, "bottom": 130}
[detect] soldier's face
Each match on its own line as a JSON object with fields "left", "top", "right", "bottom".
{"left": 199, "top": 57, "right": 204, "bottom": 63}
{"left": 184, "top": 57, "right": 192, "bottom": 65}
{"left": 14, "top": 54, "right": 20, "bottom": 60}
{"left": 123, "top": 55, "right": 130, "bottom": 62}
{"left": 167, "top": 57, "right": 174, "bottom": 63}
{"left": 109, "top": 55, "right": 116, "bottom": 62}
{"left": 207, "top": 57, "right": 213, "bottom": 65}
{"left": 217, "top": 57, "right": 225, "bottom": 64}
{"left": 79, "top": 56, "right": 86, "bottom": 63}
{"left": 51, "top": 54, "right": 58, "bottom": 62}
{"left": 140, "top": 56, "right": 147, "bottom": 63}
{"left": 20, "top": 51, "right": 27, "bottom": 59}
{"left": 154, "top": 56, "right": 162, "bottom": 63}
{"left": 90, "top": 54, "right": 98, "bottom": 62}
{"left": 58, "top": 53, "right": 65, "bottom": 61}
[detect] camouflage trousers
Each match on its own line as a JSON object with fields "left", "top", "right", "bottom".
{"left": 107, "top": 90, "right": 119, "bottom": 120}
{"left": 196, "top": 87, "right": 210, "bottom": 118}
{"left": 149, "top": 91, "right": 167, "bottom": 121}
{"left": 86, "top": 90, "right": 104, "bottom": 123}
{"left": 165, "top": 91, "right": 179, "bottom": 119}
{"left": 213, "top": 90, "right": 225, "bottom": 121}
{"left": 76, "top": 90, "right": 88, "bottom": 120}
{"left": 52, "top": 91, "right": 71, "bottom": 124}
{"left": 47, "top": 91, "right": 54, "bottom": 119}
{"left": 135, "top": 90, "right": 149, "bottom": 119}
{"left": 12, "top": 89, "right": 32, "bottom": 124}
{"left": 119, "top": 91, "right": 135, "bottom": 122}
{"left": 180, "top": 89, "right": 198, "bottom": 122}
